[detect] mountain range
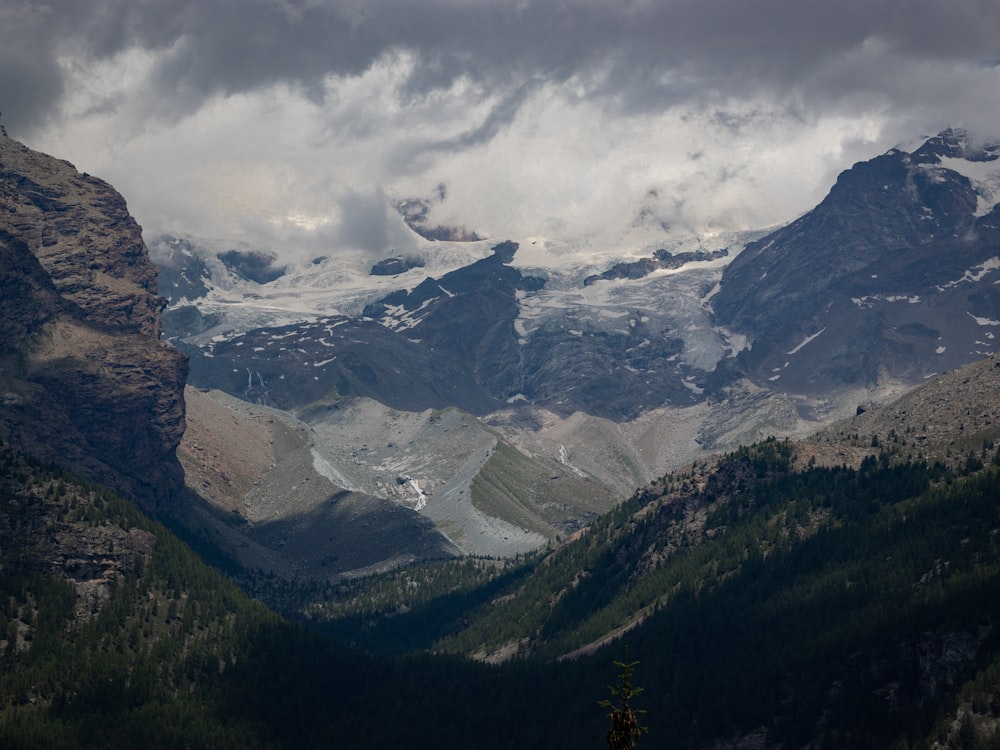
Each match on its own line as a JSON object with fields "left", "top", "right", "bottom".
{"left": 1, "top": 124, "right": 999, "bottom": 748}
{"left": 146, "top": 126, "right": 1000, "bottom": 577}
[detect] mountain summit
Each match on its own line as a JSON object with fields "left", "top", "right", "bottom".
{"left": 712, "top": 128, "right": 1000, "bottom": 395}
{"left": 143, "top": 127, "right": 1000, "bottom": 576}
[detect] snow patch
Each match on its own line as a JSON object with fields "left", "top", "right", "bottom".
{"left": 787, "top": 328, "right": 826, "bottom": 355}
{"left": 968, "top": 312, "right": 1000, "bottom": 326}
{"left": 936, "top": 156, "right": 1000, "bottom": 217}
{"left": 404, "top": 477, "right": 428, "bottom": 511}
{"left": 852, "top": 294, "right": 922, "bottom": 307}
{"left": 939, "top": 257, "right": 1000, "bottom": 289}
{"left": 719, "top": 329, "right": 751, "bottom": 356}
{"left": 557, "top": 444, "right": 587, "bottom": 478}
{"left": 682, "top": 378, "right": 704, "bottom": 395}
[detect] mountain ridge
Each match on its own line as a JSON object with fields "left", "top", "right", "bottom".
{"left": 278, "top": 352, "right": 1000, "bottom": 749}
{"left": 149, "top": 127, "right": 1000, "bottom": 576}
{"left": 2, "top": 128, "right": 1000, "bottom": 748}
{"left": 712, "top": 127, "right": 1000, "bottom": 395}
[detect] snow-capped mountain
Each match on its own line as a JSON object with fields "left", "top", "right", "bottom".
{"left": 154, "top": 128, "right": 1000, "bottom": 575}
{"left": 155, "top": 221, "right": 759, "bottom": 571}
{"left": 156, "top": 228, "right": 753, "bottom": 418}
{"left": 713, "top": 128, "right": 1000, "bottom": 394}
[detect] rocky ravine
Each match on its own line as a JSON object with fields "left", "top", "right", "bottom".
{"left": 0, "top": 127, "right": 187, "bottom": 509}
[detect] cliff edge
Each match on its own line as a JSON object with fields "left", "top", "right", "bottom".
{"left": 0, "top": 129, "right": 187, "bottom": 508}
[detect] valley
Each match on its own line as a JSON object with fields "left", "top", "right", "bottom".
{"left": 157, "top": 128, "right": 1000, "bottom": 578}
{"left": 3, "top": 122, "right": 1000, "bottom": 749}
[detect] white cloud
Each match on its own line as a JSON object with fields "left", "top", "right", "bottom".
{"left": 6, "top": 1, "right": 1000, "bottom": 260}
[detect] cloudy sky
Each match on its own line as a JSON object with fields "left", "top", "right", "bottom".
{"left": 4, "top": 0, "right": 1000, "bottom": 259}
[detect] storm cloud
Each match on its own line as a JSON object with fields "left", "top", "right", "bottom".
{"left": 3, "top": 0, "right": 1000, "bottom": 255}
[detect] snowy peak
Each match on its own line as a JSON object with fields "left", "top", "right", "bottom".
{"left": 161, "top": 127, "right": 1000, "bottom": 424}
{"left": 907, "top": 128, "right": 1000, "bottom": 218}
{"left": 908, "top": 127, "right": 1000, "bottom": 163}
{"left": 712, "top": 128, "right": 1000, "bottom": 396}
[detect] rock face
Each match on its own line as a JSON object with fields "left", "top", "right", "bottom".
{"left": 0, "top": 127, "right": 187, "bottom": 508}
{"left": 0, "top": 443, "right": 160, "bottom": 642}
{"left": 712, "top": 128, "right": 1000, "bottom": 395}
{"left": 582, "top": 247, "right": 729, "bottom": 285}
{"left": 178, "top": 239, "right": 698, "bottom": 421}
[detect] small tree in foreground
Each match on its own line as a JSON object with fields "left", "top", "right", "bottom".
{"left": 599, "top": 647, "right": 648, "bottom": 749}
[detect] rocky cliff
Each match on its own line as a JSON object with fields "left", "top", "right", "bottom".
{"left": 712, "top": 128, "right": 1000, "bottom": 395}
{"left": 0, "top": 126, "right": 187, "bottom": 508}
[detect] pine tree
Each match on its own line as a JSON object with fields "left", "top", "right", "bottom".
{"left": 600, "top": 647, "right": 648, "bottom": 749}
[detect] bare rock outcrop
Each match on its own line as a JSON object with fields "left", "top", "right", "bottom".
{"left": 0, "top": 127, "right": 187, "bottom": 508}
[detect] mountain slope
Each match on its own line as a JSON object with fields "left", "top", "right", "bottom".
{"left": 425, "top": 353, "right": 1000, "bottom": 656}
{"left": 6, "top": 355, "right": 1000, "bottom": 749}
{"left": 159, "top": 129, "right": 1000, "bottom": 424}
{"left": 712, "top": 128, "right": 1000, "bottom": 395}
{"left": 179, "top": 386, "right": 462, "bottom": 576}
{"left": 304, "top": 353, "right": 1000, "bottom": 748}
{"left": 0, "top": 443, "right": 622, "bottom": 749}
{"left": 154, "top": 128, "right": 1000, "bottom": 578}
{"left": 0, "top": 127, "right": 187, "bottom": 509}
{"left": 8, "top": 124, "right": 1000, "bottom": 749}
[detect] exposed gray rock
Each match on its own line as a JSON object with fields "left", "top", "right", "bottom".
{"left": 369, "top": 255, "right": 425, "bottom": 276}
{"left": 712, "top": 128, "right": 1000, "bottom": 396}
{"left": 217, "top": 249, "right": 286, "bottom": 284}
{"left": 583, "top": 247, "right": 729, "bottom": 285}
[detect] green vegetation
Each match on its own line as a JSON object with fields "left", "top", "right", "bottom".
{"left": 241, "top": 556, "right": 529, "bottom": 654}
{"left": 286, "top": 438, "right": 1000, "bottom": 748}
{"left": 0, "top": 446, "right": 282, "bottom": 747}
{"left": 3, "top": 433, "right": 1000, "bottom": 748}
{"left": 471, "top": 441, "right": 560, "bottom": 537}
{"left": 0, "top": 445, "right": 602, "bottom": 748}
{"left": 600, "top": 648, "right": 648, "bottom": 749}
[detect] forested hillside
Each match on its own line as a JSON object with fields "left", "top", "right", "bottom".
{"left": 280, "top": 437, "right": 1000, "bottom": 747}
{"left": 0, "top": 443, "right": 607, "bottom": 748}
{"left": 4, "top": 360, "right": 1000, "bottom": 747}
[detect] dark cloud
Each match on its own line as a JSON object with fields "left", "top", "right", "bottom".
{"left": 5, "top": 0, "right": 998, "bottom": 136}
{"left": 389, "top": 81, "right": 542, "bottom": 175}
{"left": 5, "top": 0, "right": 1000, "bottom": 251}
{"left": 0, "top": 45, "right": 64, "bottom": 133}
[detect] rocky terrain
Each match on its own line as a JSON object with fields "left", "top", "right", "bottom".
{"left": 713, "top": 129, "right": 1000, "bottom": 395}
{"left": 6, "top": 125, "right": 997, "bottom": 583}
{"left": 0, "top": 444, "right": 159, "bottom": 641}
{"left": 0, "top": 127, "right": 187, "bottom": 508}
{"left": 307, "top": 351, "right": 1000, "bottom": 749}
{"left": 803, "top": 349, "right": 1000, "bottom": 469}
{"left": 149, "top": 129, "right": 1000, "bottom": 577}
{"left": 2, "top": 129, "right": 1000, "bottom": 750}
{"left": 160, "top": 131, "right": 1000, "bottom": 436}
{"left": 179, "top": 387, "right": 458, "bottom": 577}
{"left": 179, "top": 386, "right": 623, "bottom": 572}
